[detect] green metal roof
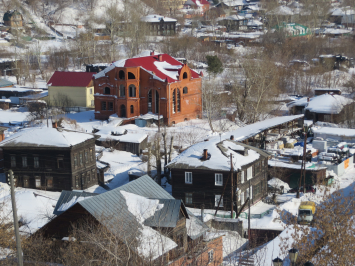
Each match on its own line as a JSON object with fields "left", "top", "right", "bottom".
{"left": 0, "top": 78, "right": 14, "bottom": 88}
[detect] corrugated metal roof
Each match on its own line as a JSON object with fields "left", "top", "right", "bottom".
{"left": 53, "top": 190, "right": 98, "bottom": 216}
{"left": 0, "top": 78, "right": 14, "bottom": 88}
{"left": 144, "top": 199, "right": 183, "bottom": 228}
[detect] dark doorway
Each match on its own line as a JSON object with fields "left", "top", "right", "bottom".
{"left": 120, "top": 104, "right": 126, "bottom": 118}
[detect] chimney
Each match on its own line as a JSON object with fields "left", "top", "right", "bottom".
{"left": 307, "top": 97, "right": 310, "bottom": 102}
{"left": 200, "top": 71, "right": 203, "bottom": 77}
{"left": 150, "top": 50, "right": 154, "bottom": 56}
{"left": 203, "top": 149, "right": 208, "bottom": 160}
{"left": 230, "top": 135, "right": 234, "bottom": 140}
{"left": 244, "top": 148, "right": 249, "bottom": 156}
{"left": 0, "top": 133, "right": 4, "bottom": 142}
{"left": 158, "top": 54, "right": 163, "bottom": 62}
{"left": 52, "top": 121, "right": 57, "bottom": 128}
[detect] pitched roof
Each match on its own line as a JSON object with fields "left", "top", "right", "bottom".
{"left": 191, "top": 0, "right": 210, "bottom": 6}
{"left": 53, "top": 190, "right": 98, "bottom": 216}
{"left": 94, "top": 54, "right": 200, "bottom": 83}
{"left": 141, "top": 14, "right": 177, "bottom": 22}
{"left": 304, "top": 94, "right": 353, "bottom": 114}
{"left": 0, "top": 78, "right": 14, "bottom": 88}
{"left": 0, "top": 127, "right": 95, "bottom": 148}
{"left": 47, "top": 71, "right": 95, "bottom": 87}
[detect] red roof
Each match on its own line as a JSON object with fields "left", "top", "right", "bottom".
{"left": 47, "top": 71, "right": 95, "bottom": 87}
{"left": 124, "top": 54, "right": 200, "bottom": 82}
{"left": 192, "top": 0, "right": 210, "bottom": 5}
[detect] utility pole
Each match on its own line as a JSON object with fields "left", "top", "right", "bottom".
{"left": 230, "top": 153, "right": 234, "bottom": 218}
{"left": 297, "top": 126, "right": 308, "bottom": 198}
{"left": 7, "top": 170, "right": 23, "bottom": 266}
{"left": 248, "top": 180, "right": 251, "bottom": 244}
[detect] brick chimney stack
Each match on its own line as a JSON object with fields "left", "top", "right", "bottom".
{"left": 52, "top": 121, "right": 57, "bottom": 128}
{"left": 158, "top": 54, "right": 163, "bottom": 62}
{"left": 203, "top": 149, "right": 208, "bottom": 160}
{"left": 150, "top": 50, "right": 155, "bottom": 56}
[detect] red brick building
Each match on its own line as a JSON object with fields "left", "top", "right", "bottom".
{"left": 93, "top": 52, "right": 202, "bottom": 125}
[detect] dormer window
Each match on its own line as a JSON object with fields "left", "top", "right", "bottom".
{"left": 183, "top": 72, "right": 188, "bottom": 79}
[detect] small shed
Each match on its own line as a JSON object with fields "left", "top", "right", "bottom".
{"left": 0, "top": 98, "right": 10, "bottom": 110}
{"left": 135, "top": 113, "right": 163, "bottom": 127}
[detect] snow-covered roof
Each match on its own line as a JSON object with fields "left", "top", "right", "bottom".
{"left": 313, "top": 126, "right": 355, "bottom": 138}
{"left": 287, "top": 97, "right": 309, "bottom": 108}
{"left": 305, "top": 94, "right": 353, "bottom": 114}
{"left": 167, "top": 140, "right": 268, "bottom": 171}
{"left": 98, "top": 133, "right": 147, "bottom": 143}
{"left": 140, "top": 14, "right": 177, "bottom": 23}
{"left": 0, "top": 127, "right": 95, "bottom": 148}
{"left": 331, "top": 7, "right": 355, "bottom": 16}
{"left": 94, "top": 53, "right": 200, "bottom": 83}
{"left": 267, "top": 6, "right": 294, "bottom": 16}
{"left": 136, "top": 112, "right": 163, "bottom": 120}
{"left": 219, "top": 0, "right": 248, "bottom": 7}
{"left": 19, "top": 91, "right": 48, "bottom": 100}
{"left": 218, "top": 15, "right": 246, "bottom": 21}
{"left": 0, "top": 99, "right": 10, "bottom": 103}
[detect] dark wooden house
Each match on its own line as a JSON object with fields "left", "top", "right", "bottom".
{"left": 167, "top": 139, "right": 270, "bottom": 213}
{"left": 3, "top": 10, "right": 23, "bottom": 28}
{"left": 140, "top": 15, "right": 177, "bottom": 36}
{"left": 33, "top": 175, "right": 218, "bottom": 265}
{"left": 217, "top": 15, "right": 248, "bottom": 31}
{"left": 0, "top": 127, "right": 98, "bottom": 191}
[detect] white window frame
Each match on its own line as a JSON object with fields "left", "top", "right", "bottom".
{"left": 247, "top": 167, "right": 253, "bottom": 180}
{"left": 215, "top": 195, "right": 223, "bottom": 207}
{"left": 215, "top": 173, "right": 223, "bottom": 186}
{"left": 185, "top": 172, "right": 192, "bottom": 184}
{"left": 35, "top": 177, "right": 41, "bottom": 188}
{"left": 208, "top": 250, "right": 214, "bottom": 263}
{"left": 241, "top": 191, "right": 244, "bottom": 205}
{"left": 241, "top": 171, "right": 245, "bottom": 184}
{"left": 324, "top": 114, "right": 331, "bottom": 122}
{"left": 250, "top": 186, "right": 253, "bottom": 200}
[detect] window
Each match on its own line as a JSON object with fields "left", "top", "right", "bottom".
{"left": 74, "top": 155, "right": 78, "bottom": 168}
{"left": 23, "top": 177, "right": 29, "bottom": 188}
{"left": 128, "top": 72, "right": 135, "bottom": 79}
{"left": 22, "top": 156, "right": 27, "bottom": 167}
{"left": 208, "top": 250, "right": 214, "bottom": 263}
{"left": 183, "top": 87, "right": 188, "bottom": 94}
{"left": 255, "top": 161, "right": 260, "bottom": 175}
{"left": 246, "top": 188, "right": 250, "bottom": 200}
{"left": 183, "top": 72, "right": 188, "bottom": 79}
{"left": 90, "top": 88, "right": 93, "bottom": 94}
{"left": 185, "top": 172, "right": 192, "bottom": 184}
{"left": 85, "top": 150, "right": 88, "bottom": 162}
{"left": 47, "top": 177, "right": 53, "bottom": 188}
{"left": 215, "top": 173, "right": 223, "bottom": 186}
{"left": 148, "top": 90, "right": 152, "bottom": 112}
{"left": 177, "top": 89, "right": 181, "bottom": 112}
{"left": 118, "top": 70, "right": 125, "bottom": 79}
{"left": 90, "top": 148, "right": 94, "bottom": 161}
{"left": 108, "top": 102, "right": 113, "bottom": 111}
{"left": 172, "top": 89, "right": 176, "bottom": 113}
{"left": 87, "top": 171, "right": 91, "bottom": 182}
{"left": 11, "top": 155, "right": 16, "bottom": 167}
{"left": 247, "top": 167, "right": 253, "bottom": 180}
{"left": 35, "top": 177, "right": 41, "bottom": 188}
{"left": 104, "top": 87, "right": 110, "bottom": 94}
{"left": 119, "top": 85, "right": 125, "bottom": 97}
{"left": 79, "top": 153, "right": 83, "bottom": 165}
{"left": 241, "top": 191, "right": 244, "bottom": 205}
{"left": 91, "top": 100, "right": 94, "bottom": 106}
{"left": 101, "top": 101, "right": 107, "bottom": 110}
{"left": 130, "top": 105, "right": 134, "bottom": 114}
{"left": 255, "top": 182, "right": 261, "bottom": 196}
{"left": 215, "top": 195, "right": 223, "bottom": 207}
{"left": 57, "top": 158, "right": 64, "bottom": 168}
{"left": 262, "top": 159, "right": 265, "bottom": 167}
{"left": 324, "top": 114, "right": 331, "bottom": 122}
{"left": 185, "top": 193, "right": 192, "bottom": 204}
{"left": 129, "top": 85, "right": 136, "bottom": 97}
{"left": 241, "top": 171, "right": 245, "bottom": 184}
{"left": 34, "top": 156, "right": 39, "bottom": 168}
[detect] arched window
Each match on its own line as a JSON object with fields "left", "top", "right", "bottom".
{"left": 183, "top": 72, "right": 188, "bottom": 79}
{"left": 155, "top": 90, "right": 159, "bottom": 114}
{"left": 183, "top": 87, "right": 188, "bottom": 94}
{"left": 119, "top": 85, "right": 125, "bottom": 97}
{"left": 104, "top": 87, "right": 110, "bottom": 94}
{"left": 177, "top": 89, "right": 181, "bottom": 112}
{"left": 120, "top": 104, "right": 126, "bottom": 118}
{"left": 129, "top": 85, "right": 136, "bottom": 97}
{"left": 148, "top": 90, "right": 152, "bottom": 112}
{"left": 172, "top": 89, "right": 176, "bottom": 114}
{"left": 118, "top": 70, "right": 125, "bottom": 80}
{"left": 128, "top": 72, "right": 136, "bottom": 79}
{"left": 130, "top": 105, "right": 134, "bottom": 114}
{"left": 172, "top": 89, "right": 181, "bottom": 114}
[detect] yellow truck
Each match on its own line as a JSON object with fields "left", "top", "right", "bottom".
{"left": 297, "top": 201, "right": 316, "bottom": 224}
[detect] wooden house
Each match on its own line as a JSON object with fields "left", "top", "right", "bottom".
{"left": 93, "top": 52, "right": 202, "bottom": 125}
{"left": 0, "top": 127, "right": 98, "bottom": 191}
{"left": 33, "top": 175, "right": 221, "bottom": 265}
{"left": 140, "top": 15, "right": 177, "bottom": 36}
{"left": 217, "top": 15, "right": 248, "bottom": 31}
{"left": 167, "top": 138, "right": 270, "bottom": 213}
{"left": 3, "top": 10, "right": 23, "bottom": 28}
